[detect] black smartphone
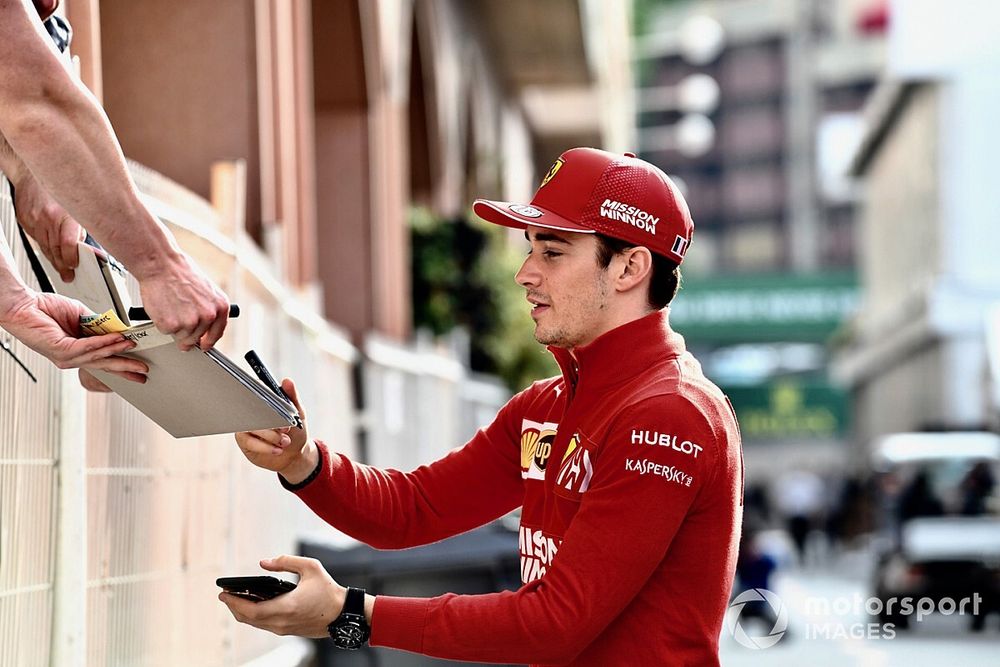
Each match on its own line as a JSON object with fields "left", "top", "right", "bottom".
{"left": 217, "top": 576, "right": 297, "bottom": 602}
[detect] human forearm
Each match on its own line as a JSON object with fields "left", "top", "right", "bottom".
{"left": 0, "top": 235, "right": 34, "bottom": 316}
{"left": 0, "top": 129, "right": 90, "bottom": 282}
{"left": 283, "top": 395, "right": 525, "bottom": 548}
{"left": 0, "top": 87, "right": 181, "bottom": 278}
{"left": 290, "top": 440, "right": 522, "bottom": 550}
{"left": 0, "top": 132, "right": 28, "bottom": 184}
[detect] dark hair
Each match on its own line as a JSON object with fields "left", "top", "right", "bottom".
{"left": 594, "top": 234, "right": 681, "bottom": 309}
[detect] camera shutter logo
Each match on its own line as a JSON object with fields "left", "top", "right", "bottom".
{"left": 726, "top": 588, "right": 788, "bottom": 649}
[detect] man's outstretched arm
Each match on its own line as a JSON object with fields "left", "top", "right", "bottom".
{"left": 0, "top": 0, "right": 229, "bottom": 350}
{"left": 235, "top": 378, "right": 527, "bottom": 549}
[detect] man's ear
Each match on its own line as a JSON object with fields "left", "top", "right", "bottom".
{"left": 613, "top": 247, "right": 653, "bottom": 292}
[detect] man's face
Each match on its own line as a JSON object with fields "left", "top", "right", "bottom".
{"left": 515, "top": 225, "right": 613, "bottom": 349}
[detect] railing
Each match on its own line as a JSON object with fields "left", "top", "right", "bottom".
{"left": 0, "top": 177, "right": 62, "bottom": 667}
{"left": 361, "top": 335, "right": 509, "bottom": 472}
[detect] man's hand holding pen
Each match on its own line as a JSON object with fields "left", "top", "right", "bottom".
{"left": 235, "top": 378, "right": 319, "bottom": 483}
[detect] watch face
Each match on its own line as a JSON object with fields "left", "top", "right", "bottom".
{"left": 332, "top": 619, "right": 369, "bottom": 650}
{"left": 329, "top": 591, "right": 371, "bottom": 650}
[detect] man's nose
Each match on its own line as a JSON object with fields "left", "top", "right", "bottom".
{"left": 515, "top": 255, "right": 539, "bottom": 288}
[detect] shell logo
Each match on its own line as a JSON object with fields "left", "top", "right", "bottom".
{"left": 520, "top": 429, "right": 540, "bottom": 470}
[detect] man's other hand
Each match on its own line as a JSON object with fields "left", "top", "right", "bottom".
{"left": 0, "top": 292, "right": 147, "bottom": 380}
{"left": 136, "top": 252, "right": 230, "bottom": 351}
{"left": 235, "top": 378, "right": 317, "bottom": 482}
{"left": 218, "top": 555, "right": 345, "bottom": 639}
{"left": 79, "top": 369, "right": 112, "bottom": 392}
{"left": 12, "top": 169, "right": 86, "bottom": 283}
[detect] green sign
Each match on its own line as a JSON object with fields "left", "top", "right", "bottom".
{"left": 671, "top": 272, "right": 860, "bottom": 343}
{"left": 723, "top": 378, "right": 849, "bottom": 441}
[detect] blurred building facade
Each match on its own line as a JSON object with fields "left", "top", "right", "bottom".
{"left": 634, "top": 0, "right": 885, "bottom": 479}
{"left": 835, "top": 0, "right": 1000, "bottom": 448}
{"left": 0, "top": 1, "right": 633, "bottom": 665}
{"left": 636, "top": 0, "right": 883, "bottom": 274}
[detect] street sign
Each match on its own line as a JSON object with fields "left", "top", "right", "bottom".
{"left": 671, "top": 272, "right": 860, "bottom": 344}
{"left": 723, "top": 378, "right": 849, "bottom": 441}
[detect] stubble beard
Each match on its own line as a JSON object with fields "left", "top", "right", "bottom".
{"left": 534, "top": 323, "right": 578, "bottom": 348}
{"left": 532, "top": 273, "right": 610, "bottom": 349}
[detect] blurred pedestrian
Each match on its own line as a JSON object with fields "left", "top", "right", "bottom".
{"left": 824, "top": 475, "right": 872, "bottom": 551}
{"left": 734, "top": 521, "right": 779, "bottom": 630}
{"left": 225, "top": 148, "right": 744, "bottom": 665}
{"left": 774, "top": 468, "right": 825, "bottom": 565}
{"left": 744, "top": 482, "right": 773, "bottom": 528}
{"left": 898, "top": 468, "right": 943, "bottom": 522}
{"left": 960, "top": 461, "right": 996, "bottom": 516}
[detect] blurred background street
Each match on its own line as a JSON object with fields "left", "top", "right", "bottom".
{"left": 1, "top": 0, "right": 999, "bottom": 665}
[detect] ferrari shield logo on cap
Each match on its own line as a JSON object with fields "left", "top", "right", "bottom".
{"left": 540, "top": 158, "right": 564, "bottom": 188}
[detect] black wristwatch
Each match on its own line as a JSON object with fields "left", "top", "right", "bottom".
{"left": 328, "top": 586, "right": 371, "bottom": 650}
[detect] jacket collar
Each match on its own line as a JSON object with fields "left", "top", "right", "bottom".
{"left": 548, "top": 309, "right": 686, "bottom": 394}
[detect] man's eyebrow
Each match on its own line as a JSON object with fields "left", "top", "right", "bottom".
{"left": 524, "top": 231, "right": 571, "bottom": 244}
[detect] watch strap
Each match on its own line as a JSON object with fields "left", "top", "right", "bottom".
{"left": 343, "top": 586, "right": 366, "bottom": 616}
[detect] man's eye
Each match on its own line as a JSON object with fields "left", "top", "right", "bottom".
{"left": 526, "top": 248, "right": 561, "bottom": 257}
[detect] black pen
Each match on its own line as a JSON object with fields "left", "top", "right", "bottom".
{"left": 244, "top": 350, "right": 293, "bottom": 404}
{"left": 128, "top": 304, "right": 241, "bottom": 321}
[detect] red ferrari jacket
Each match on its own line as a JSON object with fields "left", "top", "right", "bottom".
{"left": 290, "top": 310, "right": 744, "bottom": 665}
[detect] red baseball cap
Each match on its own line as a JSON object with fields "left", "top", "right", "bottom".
{"left": 473, "top": 147, "right": 694, "bottom": 264}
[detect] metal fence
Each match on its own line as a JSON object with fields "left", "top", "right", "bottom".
{"left": 362, "top": 336, "right": 509, "bottom": 472}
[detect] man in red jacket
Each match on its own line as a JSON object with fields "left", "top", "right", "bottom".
{"left": 223, "top": 147, "right": 744, "bottom": 666}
